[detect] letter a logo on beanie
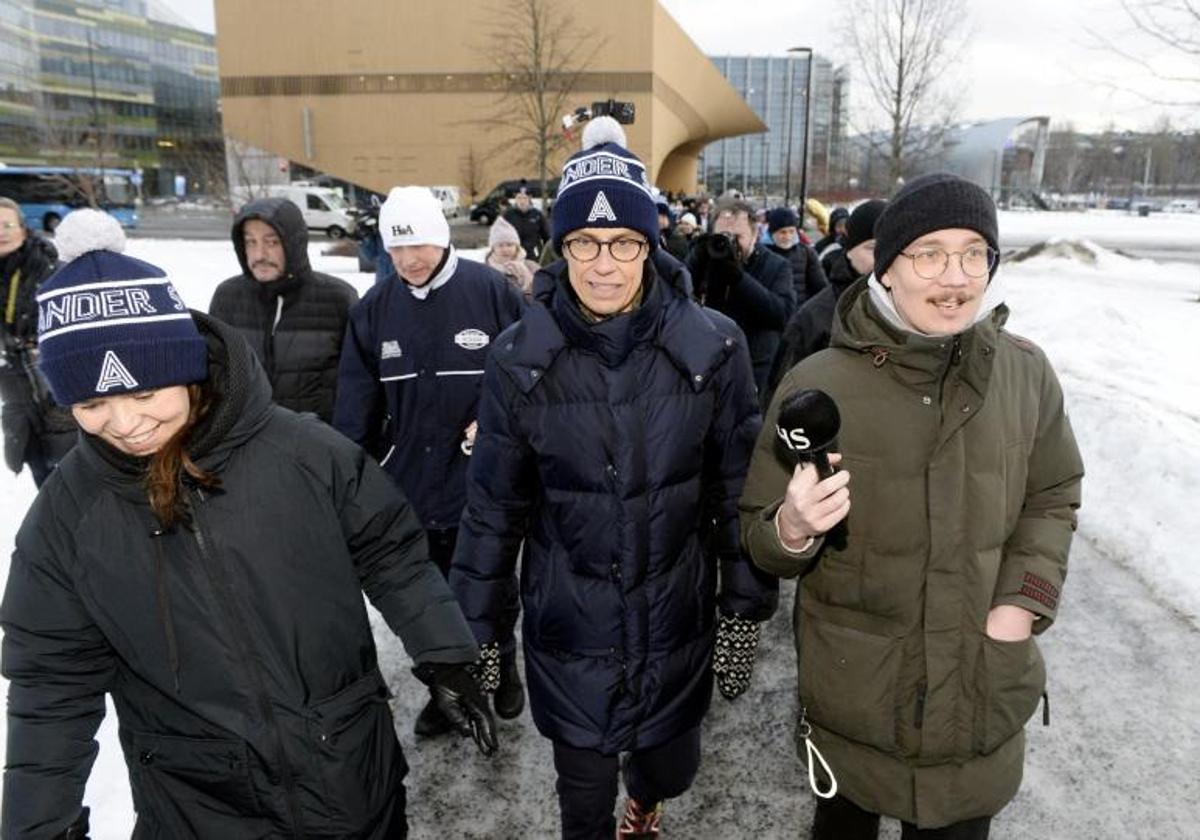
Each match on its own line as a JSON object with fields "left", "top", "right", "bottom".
{"left": 95, "top": 350, "right": 140, "bottom": 393}
{"left": 587, "top": 190, "right": 618, "bottom": 223}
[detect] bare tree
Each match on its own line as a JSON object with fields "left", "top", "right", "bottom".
{"left": 841, "top": 0, "right": 970, "bottom": 184}
{"left": 1043, "top": 123, "right": 1089, "bottom": 195}
{"left": 480, "top": 0, "right": 604, "bottom": 203}
{"left": 223, "top": 136, "right": 286, "bottom": 209}
{"left": 1087, "top": 1, "right": 1200, "bottom": 108}
{"left": 459, "top": 145, "right": 487, "bottom": 205}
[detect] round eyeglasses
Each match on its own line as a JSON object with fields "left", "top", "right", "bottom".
{"left": 899, "top": 246, "right": 998, "bottom": 279}
{"left": 562, "top": 237, "right": 648, "bottom": 263}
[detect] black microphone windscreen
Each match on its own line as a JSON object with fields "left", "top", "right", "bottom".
{"left": 775, "top": 389, "right": 841, "bottom": 463}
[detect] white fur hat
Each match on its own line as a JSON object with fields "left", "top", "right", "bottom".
{"left": 379, "top": 186, "right": 450, "bottom": 249}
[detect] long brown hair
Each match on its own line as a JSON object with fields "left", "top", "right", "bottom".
{"left": 146, "top": 382, "right": 221, "bottom": 528}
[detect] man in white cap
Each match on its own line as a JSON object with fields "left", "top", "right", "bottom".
{"left": 334, "top": 186, "right": 526, "bottom": 736}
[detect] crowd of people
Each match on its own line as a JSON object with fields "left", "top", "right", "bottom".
{"left": 0, "top": 116, "right": 1082, "bottom": 840}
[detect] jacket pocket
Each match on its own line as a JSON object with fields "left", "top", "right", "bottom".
{"left": 799, "top": 611, "right": 901, "bottom": 751}
{"left": 120, "top": 728, "right": 261, "bottom": 818}
{"left": 307, "top": 668, "right": 406, "bottom": 823}
{"left": 973, "top": 635, "right": 1046, "bottom": 754}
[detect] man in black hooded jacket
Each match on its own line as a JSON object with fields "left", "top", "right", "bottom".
{"left": 209, "top": 197, "right": 358, "bottom": 423}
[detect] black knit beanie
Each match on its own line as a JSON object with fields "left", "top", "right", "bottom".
{"left": 843, "top": 199, "right": 887, "bottom": 253}
{"left": 873, "top": 173, "right": 999, "bottom": 280}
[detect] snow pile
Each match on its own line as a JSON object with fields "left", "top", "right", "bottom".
{"left": 1002, "top": 248, "right": 1200, "bottom": 625}
{"left": 999, "top": 208, "right": 1200, "bottom": 248}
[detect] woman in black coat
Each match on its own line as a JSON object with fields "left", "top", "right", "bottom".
{"left": 449, "top": 119, "right": 777, "bottom": 839}
{"left": 0, "top": 197, "right": 75, "bottom": 486}
{"left": 0, "top": 211, "right": 496, "bottom": 840}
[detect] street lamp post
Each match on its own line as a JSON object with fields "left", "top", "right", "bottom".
{"left": 784, "top": 46, "right": 813, "bottom": 210}
{"left": 798, "top": 49, "right": 814, "bottom": 214}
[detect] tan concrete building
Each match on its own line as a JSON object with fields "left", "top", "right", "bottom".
{"left": 214, "top": 0, "right": 764, "bottom": 197}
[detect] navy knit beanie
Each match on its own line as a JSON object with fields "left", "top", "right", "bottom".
{"left": 767, "top": 207, "right": 800, "bottom": 234}
{"left": 37, "top": 209, "right": 207, "bottom": 406}
{"left": 873, "top": 173, "right": 999, "bottom": 280}
{"left": 551, "top": 116, "right": 658, "bottom": 251}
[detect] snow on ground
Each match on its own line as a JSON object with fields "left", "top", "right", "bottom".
{"left": 1, "top": 235, "right": 1198, "bottom": 837}
{"left": 998, "top": 208, "right": 1200, "bottom": 249}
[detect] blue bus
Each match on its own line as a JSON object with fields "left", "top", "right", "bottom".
{"left": 0, "top": 165, "right": 139, "bottom": 232}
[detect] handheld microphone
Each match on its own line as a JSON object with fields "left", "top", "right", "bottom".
{"left": 774, "top": 387, "right": 847, "bottom": 552}
{"left": 774, "top": 389, "right": 840, "bottom": 480}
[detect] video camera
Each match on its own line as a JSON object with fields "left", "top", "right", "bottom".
{"left": 701, "top": 231, "right": 739, "bottom": 262}
{"left": 348, "top": 194, "right": 382, "bottom": 243}
{"left": 561, "top": 99, "right": 637, "bottom": 134}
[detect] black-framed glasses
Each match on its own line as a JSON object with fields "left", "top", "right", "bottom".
{"left": 562, "top": 236, "right": 648, "bottom": 263}
{"left": 899, "top": 246, "right": 997, "bottom": 279}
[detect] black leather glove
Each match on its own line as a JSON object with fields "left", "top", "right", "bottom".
{"left": 713, "top": 613, "right": 761, "bottom": 700}
{"left": 52, "top": 807, "right": 90, "bottom": 840}
{"left": 472, "top": 642, "right": 502, "bottom": 692}
{"left": 413, "top": 662, "right": 498, "bottom": 756}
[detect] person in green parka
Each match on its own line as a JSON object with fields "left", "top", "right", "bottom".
{"left": 739, "top": 173, "right": 1084, "bottom": 839}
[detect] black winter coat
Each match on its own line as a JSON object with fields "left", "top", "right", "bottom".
{"left": 771, "top": 248, "right": 864, "bottom": 389}
{"left": 333, "top": 252, "right": 525, "bottom": 530}
{"left": 1, "top": 314, "right": 478, "bottom": 839}
{"left": 767, "top": 240, "right": 827, "bottom": 310}
{"left": 210, "top": 198, "right": 359, "bottom": 423}
{"left": 687, "top": 243, "right": 795, "bottom": 398}
{"left": 450, "top": 257, "right": 778, "bottom": 754}
{"left": 502, "top": 205, "right": 549, "bottom": 261}
{"left": 0, "top": 233, "right": 75, "bottom": 474}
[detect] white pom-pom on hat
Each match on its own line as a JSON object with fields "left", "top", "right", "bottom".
{"left": 581, "top": 115, "right": 627, "bottom": 151}
{"left": 54, "top": 208, "right": 127, "bottom": 262}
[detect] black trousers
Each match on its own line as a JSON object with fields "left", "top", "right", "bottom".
{"left": 552, "top": 726, "right": 701, "bottom": 840}
{"left": 812, "top": 794, "right": 991, "bottom": 840}
{"left": 425, "top": 527, "right": 458, "bottom": 578}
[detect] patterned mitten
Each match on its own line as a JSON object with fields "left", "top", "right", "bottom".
{"left": 472, "top": 641, "right": 502, "bottom": 693}
{"left": 713, "top": 613, "right": 760, "bottom": 700}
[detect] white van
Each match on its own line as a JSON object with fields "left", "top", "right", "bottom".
{"left": 429, "top": 185, "right": 461, "bottom": 218}
{"left": 261, "top": 183, "right": 357, "bottom": 238}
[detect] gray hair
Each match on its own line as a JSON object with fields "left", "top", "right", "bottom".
{"left": 0, "top": 197, "right": 24, "bottom": 223}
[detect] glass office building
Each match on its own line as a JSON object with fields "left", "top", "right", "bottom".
{"left": 700, "top": 53, "right": 848, "bottom": 201}
{"left": 0, "top": 0, "right": 222, "bottom": 196}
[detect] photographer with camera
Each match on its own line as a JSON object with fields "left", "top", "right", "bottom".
{"left": 0, "top": 198, "right": 75, "bottom": 487}
{"left": 687, "top": 196, "right": 795, "bottom": 401}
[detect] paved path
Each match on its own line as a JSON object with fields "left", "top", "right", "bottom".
{"left": 388, "top": 532, "right": 1200, "bottom": 838}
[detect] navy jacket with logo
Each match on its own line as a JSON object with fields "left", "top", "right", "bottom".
{"left": 333, "top": 253, "right": 525, "bottom": 529}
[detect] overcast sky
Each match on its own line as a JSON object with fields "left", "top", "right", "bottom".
{"left": 164, "top": 0, "right": 1197, "bottom": 132}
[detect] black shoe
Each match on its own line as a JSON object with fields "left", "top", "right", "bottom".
{"left": 414, "top": 694, "right": 454, "bottom": 737}
{"left": 493, "top": 651, "right": 525, "bottom": 720}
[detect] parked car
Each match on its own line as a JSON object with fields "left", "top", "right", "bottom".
{"left": 1164, "top": 198, "right": 1199, "bottom": 213}
{"left": 469, "top": 178, "right": 560, "bottom": 225}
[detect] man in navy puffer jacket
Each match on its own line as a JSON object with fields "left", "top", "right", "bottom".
{"left": 449, "top": 118, "right": 778, "bottom": 840}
